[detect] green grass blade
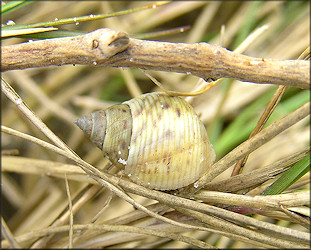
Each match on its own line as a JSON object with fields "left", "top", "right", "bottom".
{"left": 1, "top": 27, "right": 58, "bottom": 38}
{"left": 213, "top": 87, "right": 276, "bottom": 157}
{"left": 2, "top": 29, "right": 86, "bottom": 40}
{"left": 262, "top": 153, "right": 310, "bottom": 195}
{"left": 213, "top": 89, "right": 309, "bottom": 157}
{"left": 1, "top": 0, "right": 33, "bottom": 15}
{"left": 2, "top": 1, "right": 170, "bottom": 30}
{"left": 232, "top": 1, "right": 263, "bottom": 50}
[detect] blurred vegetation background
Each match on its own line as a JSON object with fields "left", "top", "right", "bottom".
{"left": 1, "top": 1, "right": 310, "bottom": 248}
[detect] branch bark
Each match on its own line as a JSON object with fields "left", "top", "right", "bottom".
{"left": 1, "top": 28, "right": 310, "bottom": 89}
{"left": 1, "top": 28, "right": 130, "bottom": 70}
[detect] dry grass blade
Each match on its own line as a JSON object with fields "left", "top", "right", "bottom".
{"left": 4, "top": 124, "right": 309, "bottom": 247}
{"left": 232, "top": 85, "right": 287, "bottom": 176}
{"left": 194, "top": 191, "right": 310, "bottom": 211}
{"left": 173, "top": 207, "right": 305, "bottom": 249}
{"left": 1, "top": 217, "right": 21, "bottom": 248}
{"left": 279, "top": 205, "right": 310, "bottom": 229}
{"left": 1, "top": 124, "right": 217, "bottom": 241}
{"left": 232, "top": 45, "right": 310, "bottom": 176}
{"left": 110, "top": 176, "right": 310, "bottom": 244}
{"left": 1, "top": 81, "right": 238, "bottom": 246}
{"left": 5, "top": 71, "right": 77, "bottom": 124}
{"left": 2, "top": 27, "right": 58, "bottom": 37}
{"left": 1, "top": 2, "right": 309, "bottom": 248}
{"left": 1, "top": 78, "right": 73, "bottom": 154}
{"left": 4, "top": 147, "right": 308, "bottom": 193}
{"left": 185, "top": 101, "right": 310, "bottom": 194}
{"left": 64, "top": 175, "right": 73, "bottom": 248}
{"left": 203, "top": 148, "right": 310, "bottom": 193}
{"left": 31, "top": 184, "right": 103, "bottom": 248}
{"left": 1, "top": 224, "right": 215, "bottom": 249}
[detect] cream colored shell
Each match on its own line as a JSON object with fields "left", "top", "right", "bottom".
{"left": 75, "top": 92, "right": 215, "bottom": 190}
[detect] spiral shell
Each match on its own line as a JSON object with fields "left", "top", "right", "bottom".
{"left": 75, "top": 92, "right": 215, "bottom": 190}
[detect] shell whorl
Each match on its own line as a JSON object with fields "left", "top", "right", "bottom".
{"left": 74, "top": 104, "right": 132, "bottom": 169}
{"left": 123, "top": 92, "right": 215, "bottom": 190}
{"left": 75, "top": 92, "right": 215, "bottom": 190}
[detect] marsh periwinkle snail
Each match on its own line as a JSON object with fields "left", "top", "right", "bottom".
{"left": 74, "top": 92, "right": 215, "bottom": 190}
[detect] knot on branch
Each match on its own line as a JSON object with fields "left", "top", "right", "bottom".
{"left": 86, "top": 28, "right": 130, "bottom": 62}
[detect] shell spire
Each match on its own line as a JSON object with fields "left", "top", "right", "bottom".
{"left": 74, "top": 114, "right": 92, "bottom": 136}
{"left": 74, "top": 110, "right": 107, "bottom": 150}
{"left": 74, "top": 105, "right": 133, "bottom": 169}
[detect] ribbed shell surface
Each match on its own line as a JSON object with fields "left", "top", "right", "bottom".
{"left": 123, "top": 92, "right": 215, "bottom": 190}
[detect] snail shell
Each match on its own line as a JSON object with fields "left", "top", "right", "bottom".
{"left": 74, "top": 92, "right": 215, "bottom": 190}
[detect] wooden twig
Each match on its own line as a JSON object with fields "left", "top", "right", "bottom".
{"left": 1, "top": 28, "right": 130, "bottom": 71}
{"left": 2, "top": 28, "right": 310, "bottom": 89}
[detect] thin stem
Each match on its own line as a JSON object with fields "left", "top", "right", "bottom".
{"left": 184, "top": 101, "right": 310, "bottom": 194}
